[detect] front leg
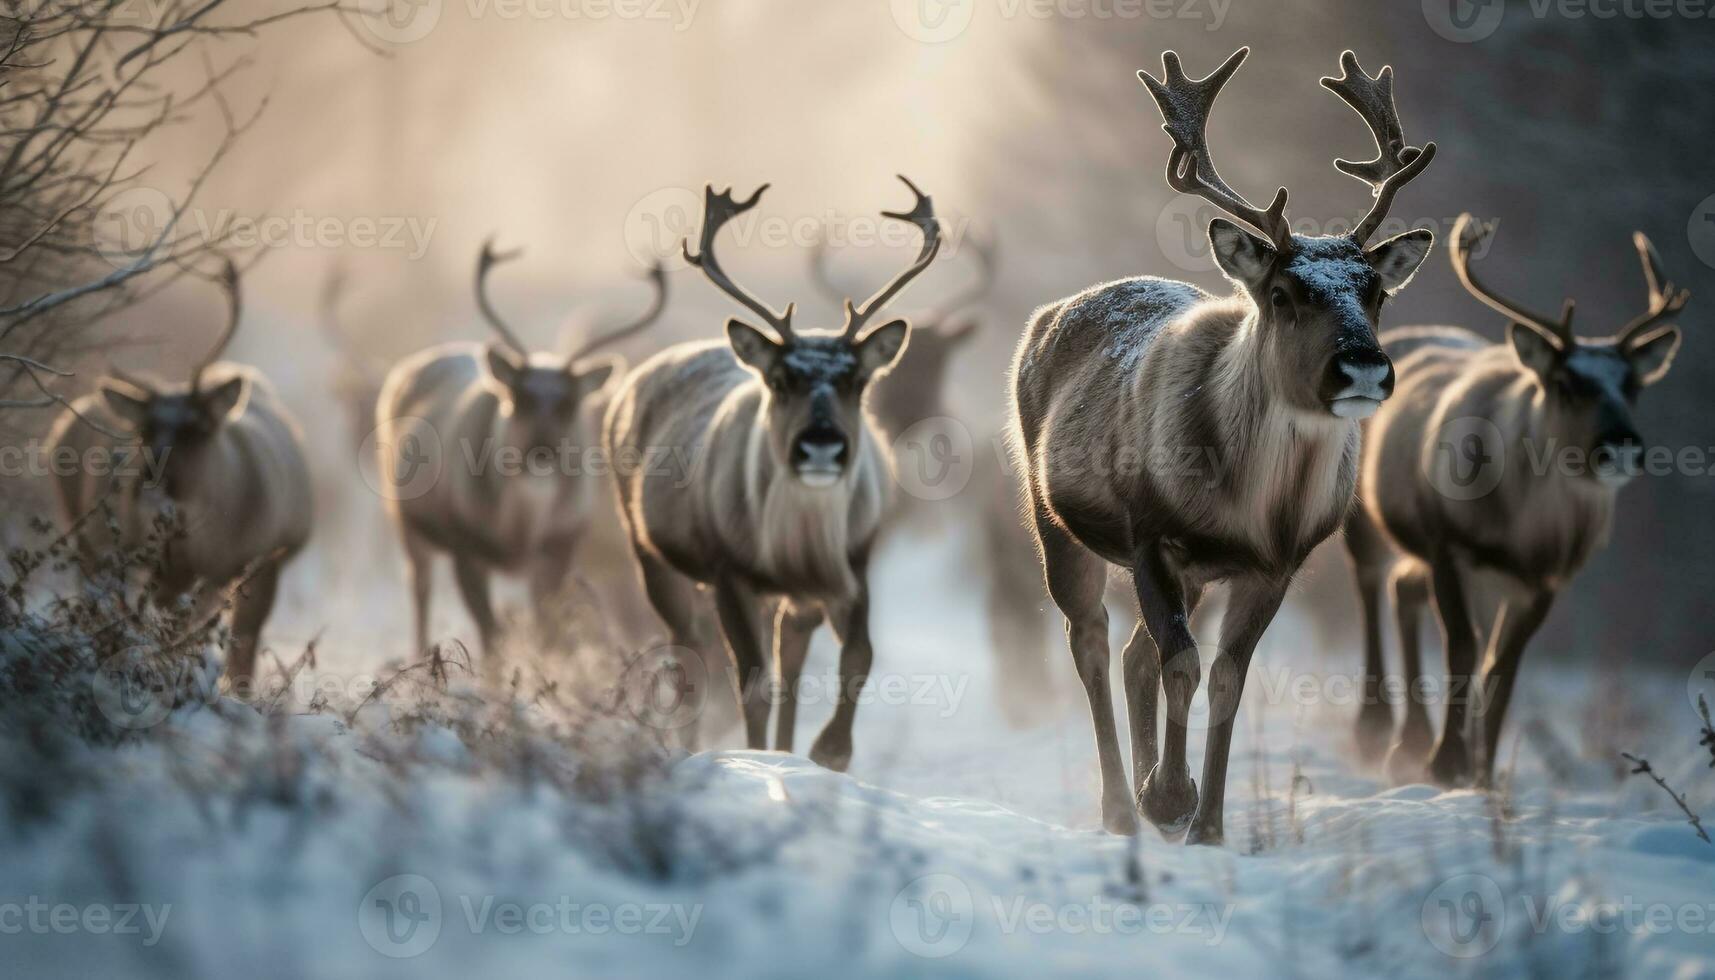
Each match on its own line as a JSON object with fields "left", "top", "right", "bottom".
{"left": 811, "top": 561, "right": 875, "bottom": 773}
{"left": 773, "top": 600, "right": 825, "bottom": 753}
{"left": 1184, "top": 574, "right": 1287, "bottom": 846}
{"left": 712, "top": 577, "right": 771, "bottom": 750}
{"left": 1473, "top": 590, "right": 1554, "bottom": 786}
{"left": 1425, "top": 556, "right": 1479, "bottom": 787}
{"left": 1131, "top": 542, "right": 1199, "bottom": 834}
{"left": 528, "top": 536, "right": 577, "bottom": 645}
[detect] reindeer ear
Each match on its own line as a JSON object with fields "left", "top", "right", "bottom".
{"left": 857, "top": 319, "right": 910, "bottom": 377}
{"left": 1366, "top": 228, "right": 1435, "bottom": 294}
{"left": 1208, "top": 218, "right": 1276, "bottom": 289}
{"left": 486, "top": 344, "right": 525, "bottom": 387}
{"left": 1509, "top": 322, "right": 1561, "bottom": 378}
{"left": 726, "top": 319, "right": 782, "bottom": 373}
{"left": 201, "top": 375, "right": 248, "bottom": 423}
{"left": 571, "top": 354, "right": 623, "bottom": 397}
{"left": 99, "top": 380, "right": 150, "bottom": 427}
{"left": 1628, "top": 325, "right": 1681, "bottom": 386}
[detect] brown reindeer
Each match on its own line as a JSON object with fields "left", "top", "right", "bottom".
{"left": 46, "top": 260, "right": 314, "bottom": 689}
{"left": 604, "top": 178, "right": 938, "bottom": 766}
{"left": 376, "top": 241, "right": 667, "bottom": 660}
{"left": 1010, "top": 49, "right": 1437, "bottom": 842}
{"left": 1345, "top": 214, "right": 1687, "bottom": 786}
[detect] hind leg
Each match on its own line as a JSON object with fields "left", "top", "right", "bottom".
{"left": 1131, "top": 542, "right": 1201, "bottom": 835}
{"left": 1029, "top": 496, "right": 1134, "bottom": 835}
{"left": 636, "top": 551, "right": 710, "bottom": 748}
{"left": 401, "top": 529, "right": 435, "bottom": 659}
{"left": 1385, "top": 561, "right": 1436, "bottom": 781}
{"left": 226, "top": 560, "right": 282, "bottom": 698}
{"left": 451, "top": 556, "right": 499, "bottom": 661}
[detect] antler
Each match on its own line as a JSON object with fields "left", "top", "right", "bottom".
{"left": 1321, "top": 50, "right": 1438, "bottom": 246}
{"left": 1618, "top": 232, "right": 1690, "bottom": 350}
{"left": 191, "top": 255, "right": 241, "bottom": 394}
{"left": 107, "top": 364, "right": 157, "bottom": 395}
{"left": 921, "top": 232, "right": 998, "bottom": 324}
{"left": 567, "top": 259, "right": 670, "bottom": 361}
{"left": 682, "top": 184, "right": 795, "bottom": 342}
{"left": 840, "top": 175, "right": 942, "bottom": 341}
{"left": 1449, "top": 213, "right": 1574, "bottom": 348}
{"left": 1138, "top": 48, "right": 1292, "bottom": 250}
{"left": 476, "top": 237, "right": 529, "bottom": 355}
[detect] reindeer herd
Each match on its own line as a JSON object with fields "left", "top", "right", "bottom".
{"left": 37, "top": 48, "right": 1690, "bottom": 846}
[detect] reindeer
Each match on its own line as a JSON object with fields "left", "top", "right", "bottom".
{"left": 604, "top": 177, "right": 938, "bottom": 766}
{"left": 45, "top": 260, "right": 313, "bottom": 689}
{"left": 1010, "top": 48, "right": 1437, "bottom": 843}
{"left": 810, "top": 232, "right": 996, "bottom": 438}
{"left": 1345, "top": 215, "right": 1687, "bottom": 787}
{"left": 317, "top": 264, "right": 387, "bottom": 453}
{"left": 376, "top": 242, "right": 667, "bottom": 660}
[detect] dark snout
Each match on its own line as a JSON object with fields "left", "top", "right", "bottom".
{"left": 1323, "top": 347, "right": 1394, "bottom": 420}
{"left": 1591, "top": 426, "right": 1644, "bottom": 489}
{"left": 791, "top": 425, "right": 848, "bottom": 487}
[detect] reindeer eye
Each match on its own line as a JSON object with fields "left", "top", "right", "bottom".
{"left": 1269, "top": 286, "right": 1291, "bottom": 312}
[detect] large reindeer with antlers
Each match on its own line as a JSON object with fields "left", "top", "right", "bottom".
{"left": 376, "top": 242, "right": 667, "bottom": 660}
{"left": 605, "top": 177, "right": 937, "bottom": 766}
{"left": 1010, "top": 49, "right": 1437, "bottom": 843}
{"left": 810, "top": 233, "right": 996, "bottom": 438}
{"left": 1345, "top": 215, "right": 1687, "bottom": 787}
{"left": 45, "top": 261, "right": 313, "bottom": 689}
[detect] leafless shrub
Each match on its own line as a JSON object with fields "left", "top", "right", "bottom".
{"left": 1619, "top": 752, "right": 1709, "bottom": 845}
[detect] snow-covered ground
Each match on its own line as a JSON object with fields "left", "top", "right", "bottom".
{"left": 4, "top": 513, "right": 1713, "bottom": 979}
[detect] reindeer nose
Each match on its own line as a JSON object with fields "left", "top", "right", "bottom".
{"left": 792, "top": 428, "right": 848, "bottom": 476}
{"left": 1328, "top": 350, "right": 1394, "bottom": 414}
{"left": 1593, "top": 431, "right": 1644, "bottom": 487}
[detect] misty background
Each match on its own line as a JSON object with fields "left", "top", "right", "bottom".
{"left": 18, "top": 0, "right": 1714, "bottom": 672}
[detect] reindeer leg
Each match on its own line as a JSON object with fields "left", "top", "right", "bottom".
{"left": 1132, "top": 543, "right": 1199, "bottom": 835}
{"left": 226, "top": 561, "right": 281, "bottom": 701}
{"left": 1185, "top": 574, "right": 1287, "bottom": 846}
{"left": 1352, "top": 563, "right": 1394, "bottom": 765}
{"left": 635, "top": 552, "right": 708, "bottom": 749}
{"left": 712, "top": 577, "right": 771, "bottom": 751}
{"left": 402, "top": 530, "right": 434, "bottom": 659}
{"left": 452, "top": 556, "right": 500, "bottom": 662}
{"left": 1425, "top": 556, "right": 1479, "bottom": 787}
{"left": 1473, "top": 590, "right": 1554, "bottom": 787}
{"left": 1385, "top": 561, "right": 1436, "bottom": 782}
{"left": 811, "top": 571, "right": 873, "bottom": 773}
{"left": 528, "top": 537, "right": 576, "bottom": 646}
{"left": 1120, "top": 620, "right": 1160, "bottom": 793}
{"left": 773, "top": 600, "right": 824, "bottom": 754}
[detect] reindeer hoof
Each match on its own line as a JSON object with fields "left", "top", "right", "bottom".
{"left": 1184, "top": 816, "right": 1224, "bottom": 847}
{"left": 1102, "top": 799, "right": 1140, "bottom": 836}
{"left": 1137, "top": 763, "right": 1198, "bottom": 833}
{"left": 809, "top": 732, "right": 852, "bottom": 772}
{"left": 1354, "top": 703, "right": 1396, "bottom": 766}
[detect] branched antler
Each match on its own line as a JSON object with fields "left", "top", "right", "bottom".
{"left": 1450, "top": 213, "right": 1575, "bottom": 349}
{"left": 840, "top": 175, "right": 941, "bottom": 341}
{"left": 475, "top": 237, "right": 529, "bottom": 355}
{"left": 190, "top": 254, "right": 241, "bottom": 394}
{"left": 1138, "top": 48, "right": 1291, "bottom": 250}
{"left": 1321, "top": 50, "right": 1438, "bottom": 246}
{"left": 1618, "top": 232, "right": 1690, "bottom": 351}
{"left": 682, "top": 184, "right": 795, "bottom": 342}
{"left": 567, "top": 260, "right": 669, "bottom": 361}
